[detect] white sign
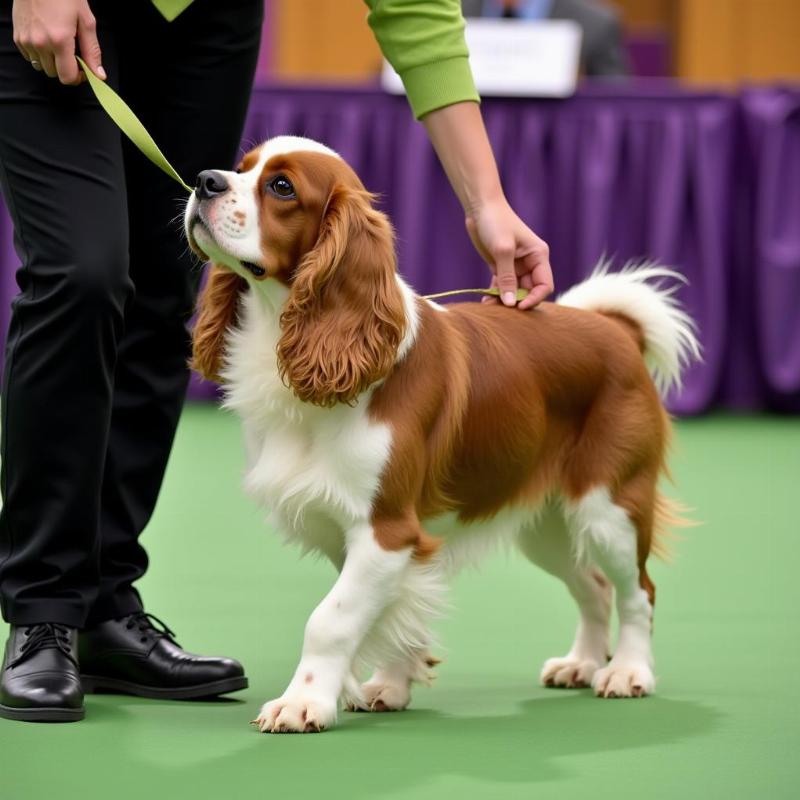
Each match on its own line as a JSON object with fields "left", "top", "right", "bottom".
{"left": 382, "top": 19, "right": 582, "bottom": 99}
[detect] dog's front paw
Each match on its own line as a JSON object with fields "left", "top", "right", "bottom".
{"left": 252, "top": 694, "right": 337, "bottom": 733}
{"left": 592, "top": 661, "right": 655, "bottom": 698}
{"left": 540, "top": 656, "right": 602, "bottom": 688}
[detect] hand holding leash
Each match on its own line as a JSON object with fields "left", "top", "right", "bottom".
{"left": 466, "top": 195, "right": 553, "bottom": 310}
{"left": 12, "top": 0, "right": 105, "bottom": 85}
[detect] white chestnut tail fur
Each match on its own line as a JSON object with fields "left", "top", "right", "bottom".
{"left": 558, "top": 262, "right": 701, "bottom": 395}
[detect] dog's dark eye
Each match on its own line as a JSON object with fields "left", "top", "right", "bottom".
{"left": 268, "top": 176, "right": 295, "bottom": 199}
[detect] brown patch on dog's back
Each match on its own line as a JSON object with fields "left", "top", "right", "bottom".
{"left": 369, "top": 301, "right": 668, "bottom": 563}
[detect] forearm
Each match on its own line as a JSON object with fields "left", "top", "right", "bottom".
{"left": 421, "top": 101, "right": 504, "bottom": 215}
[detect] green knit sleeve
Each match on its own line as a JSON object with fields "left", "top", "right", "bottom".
{"left": 365, "top": 0, "right": 480, "bottom": 119}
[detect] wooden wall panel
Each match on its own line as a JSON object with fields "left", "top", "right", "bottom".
{"left": 272, "top": 0, "right": 381, "bottom": 82}
{"left": 611, "top": 0, "right": 676, "bottom": 30}
{"left": 676, "top": 0, "right": 800, "bottom": 83}
{"left": 743, "top": 0, "right": 800, "bottom": 80}
{"left": 675, "top": 0, "right": 737, "bottom": 82}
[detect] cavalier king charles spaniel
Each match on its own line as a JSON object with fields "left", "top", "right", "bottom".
{"left": 184, "top": 136, "right": 699, "bottom": 733}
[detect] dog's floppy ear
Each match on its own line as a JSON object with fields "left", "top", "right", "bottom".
{"left": 276, "top": 185, "right": 406, "bottom": 407}
{"left": 191, "top": 265, "right": 248, "bottom": 383}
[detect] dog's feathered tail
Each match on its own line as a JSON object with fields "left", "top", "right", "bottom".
{"left": 557, "top": 261, "right": 701, "bottom": 397}
{"left": 650, "top": 492, "right": 697, "bottom": 562}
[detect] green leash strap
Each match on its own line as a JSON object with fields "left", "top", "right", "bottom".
{"left": 77, "top": 59, "right": 526, "bottom": 304}
{"left": 77, "top": 57, "right": 193, "bottom": 192}
{"left": 423, "top": 287, "right": 528, "bottom": 302}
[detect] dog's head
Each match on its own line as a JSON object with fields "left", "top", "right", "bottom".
{"left": 185, "top": 136, "right": 406, "bottom": 406}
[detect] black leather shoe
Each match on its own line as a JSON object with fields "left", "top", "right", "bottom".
{"left": 79, "top": 612, "right": 247, "bottom": 700}
{"left": 0, "top": 624, "right": 85, "bottom": 722}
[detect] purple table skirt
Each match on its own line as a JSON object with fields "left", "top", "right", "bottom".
{"left": 2, "top": 82, "right": 799, "bottom": 413}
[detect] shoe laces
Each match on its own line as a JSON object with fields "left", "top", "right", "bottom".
{"left": 9, "top": 623, "right": 76, "bottom": 669}
{"left": 122, "top": 612, "right": 180, "bottom": 646}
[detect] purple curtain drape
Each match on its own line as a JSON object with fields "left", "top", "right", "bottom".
{"left": 2, "top": 84, "right": 799, "bottom": 412}
{"left": 734, "top": 88, "right": 800, "bottom": 411}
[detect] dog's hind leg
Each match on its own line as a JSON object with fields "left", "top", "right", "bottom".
{"left": 519, "top": 501, "right": 612, "bottom": 688}
{"left": 564, "top": 481, "right": 657, "bottom": 698}
{"left": 346, "top": 559, "right": 446, "bottom": 713}
{"left": 349, "top": 649, "right": 440, "bottom": 713}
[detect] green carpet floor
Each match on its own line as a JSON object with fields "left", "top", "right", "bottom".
{"left": 1, "top": 406, "right": 797, "bottom": 799}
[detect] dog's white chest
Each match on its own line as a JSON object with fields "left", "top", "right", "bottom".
{"left": 221, "top": 290, "right": 392, "bottom": 546}
{"left": 243, "top": 403, "right": 391, "bottom": 531}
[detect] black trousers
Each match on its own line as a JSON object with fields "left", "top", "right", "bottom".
{"left": 0, "top": 0, "right": 261, "bottom": 627}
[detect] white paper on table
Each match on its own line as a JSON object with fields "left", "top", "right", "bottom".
{"left": 382, "top": 18, "right": 583, "bottom": 99}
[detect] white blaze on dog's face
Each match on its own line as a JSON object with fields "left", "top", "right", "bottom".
{"left": 184, "top": 135, "right": 346, "bottom": 282}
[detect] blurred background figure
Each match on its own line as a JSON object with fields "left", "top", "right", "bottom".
{"left": 461, "top": 0, "right": 630, "bottom": 77}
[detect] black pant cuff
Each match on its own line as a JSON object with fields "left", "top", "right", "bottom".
{"left": 2, "top": 600, "right": 88, "bottom": 629}
{"left": 85, "top": 589, "right": 144, "bottom": 628}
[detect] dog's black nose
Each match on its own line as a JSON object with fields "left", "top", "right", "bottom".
{"left": 195, "top": 170, "right": 229, "bottom": 200}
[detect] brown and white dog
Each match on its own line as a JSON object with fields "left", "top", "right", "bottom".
{"left": 184, "top": 136, "right": 699, "bottom": 733}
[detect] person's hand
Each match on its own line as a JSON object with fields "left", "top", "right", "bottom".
{"left": 12, "top": 0, "right": 105, "bottom": 85}
{"left": 466, "top": 195, "right": 553, "bottom": 310}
